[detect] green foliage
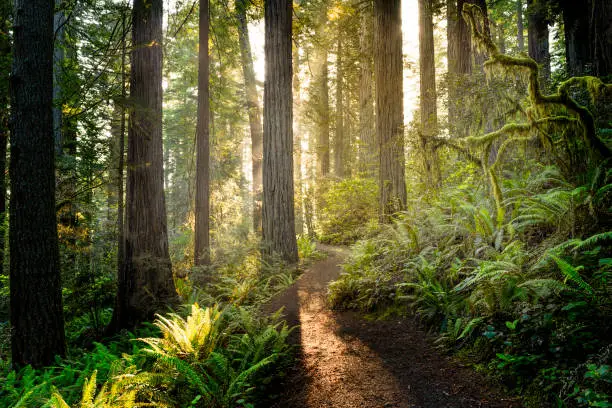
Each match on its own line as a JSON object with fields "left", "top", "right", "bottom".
{"left": 318, "top": 178, "right": 379, "bottom": 244}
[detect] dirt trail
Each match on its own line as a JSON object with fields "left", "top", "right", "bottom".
{"left": 265, "top": 245, "right": 521, "bottom": 408}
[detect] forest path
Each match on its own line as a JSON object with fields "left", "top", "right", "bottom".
{"left": 265, "top": 245, "right": 521, "bottom": 408}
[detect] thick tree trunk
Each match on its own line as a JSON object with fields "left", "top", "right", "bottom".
{"left": 561, "top": 0, "right": 591, "bottom": 77}
{"left": 10, "top": 0, "right": 66, "bottom": 367}
{"left": 0, "top": 0, "right": 10, "bottom": 275}
{"left": 517, "top": 0, "right": 525, "bottom": 53}
{"left": 334, "top": 32, "right": 345, "bottom": 179}
{"left": 112, "top": 0, "right": 177, "bottom": 330}
{"left": 527, "top": 0, "right": 550, "bottom": 84}
{"left": 419, "top": 0, "right": 440, "bottom": 188}
{"left": 53, "top": 0, "right": 65, "bottom": 156}
{"left": 591, "top": 0, "right": 612, "bottom": 77}
{"left": 236, "top": 0, "right": 263, "bottom": 233}
{"left": 375, "top": 0, "right": 406, "bottom": 222}
{"left": 262, "top": 0, "right": 298, "bottom": 262}
{"left": 358, "top": 4, "right": 376, "bottom": 177}
{"left": 314, "top": 5, "right": 330, "bottom": 177}
{"left": 195, "top": 0, "right": 211, "bottom": 265}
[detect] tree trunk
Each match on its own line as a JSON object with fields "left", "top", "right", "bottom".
{"left": 334, "top": 31, "right": 345, "bottom": 179}
{"left": 10, "top": 0, "right": 66, "bottom": 367}
{"left": 293, "top": 47, "right": 304, "bottom": 235}
{"left": 591, "top": 0, "right": 612, "bottom": 77}
{"left": 112, "top": 0, "right": 177, "bottom": 330}
{"left": 517, "top": 0, "right": 525, "bottom": 53}
{"left": 418, "top": 0, "right": 440, "bottom": 188}
{"left": 262, "top": 0, "right": 298, "bottom": 262}
{"left": 527, "top": 0, "right": 550, "bottom": 85}
{"left": 447, "top": 0, "right": 471, "bottom": 138}
{"left": 195, "top": 0, "right": 211, "bottom": 266}
{"left": 53, "top": 0, "right": 65, "bottom": 156}
{"left": 314, "top": 4, "right": 330, "bottom": 178}
{"left": 0, "top": 0, "right": 10, "bottom": 275}
{"left": 375, "top": 0, "right": 407, "bottom": 222}
{"left": 236, "top": 0, "right": 263, "bottom": 233}
{"left": 561, "top": 0, "right": 591, "bottom": 77}
{"left": 358, "top": 3, "right": 376, "bottom": 177}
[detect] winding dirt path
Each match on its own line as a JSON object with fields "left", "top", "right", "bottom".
{"left": 265, "top": 245, "right": 522, "bottom": 408}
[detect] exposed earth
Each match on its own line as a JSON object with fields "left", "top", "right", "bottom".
{"left": 265, "top": 245, "right": 522, "bottom": 408}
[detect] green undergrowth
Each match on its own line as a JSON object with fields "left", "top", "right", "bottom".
{"left": 328, "top": 163, "right": 612, "bottom": 408}
{"left": 0, "top": 235, "right": 323, "bottom": 407}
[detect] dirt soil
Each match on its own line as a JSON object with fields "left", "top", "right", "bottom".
{"left": 264, "top": 245, "right": 522, "bottom": 408}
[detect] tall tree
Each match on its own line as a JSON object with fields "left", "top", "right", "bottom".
{"left": 527, "top": 0, "right": 550, "bottom": 84}
{"left": 334, "top": 30, "right": 345, "bottom": 178}
{"left": 10, "top": 0, "right": 66, "bottom": 367}
{"left": 112, "top": 0, "right": 177, "bottom": 329}
{"left": 262, "top": 0, "right": 298, "bottom": 262}
{"left": 447, "top": 0, "right": 472, "bottom": 138}
{"left": 418, "top": 0, "right": 440, "bottom": 188}
{"left": 236, "top": 0, "right": 263, "bottom": 233}
{"left": 375, "top": 0, "right": 406, "bottom": 222}
{"left": 313, "top": 3, "right": 330, "bottom": 177}
{"left": 0, "top": 0, "right": 10, "bottom": 276}
{"left": 195, "top": 0, "right": 211, "bottom": 265}
{"left": 517, "top": 0, "right": 525, "bottom": 52}
{"left": 358, "top": 1, "right": 376, "bottom": 176}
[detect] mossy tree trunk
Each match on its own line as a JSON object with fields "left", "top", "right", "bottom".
{"left": 375, "top": 0, "right": 407, "bottom": 222}
{"left": 262, "top": 0, "right": 298, "bottom": 262}
{"left": 10, "top": 0, "right": 66, "bottom": 367}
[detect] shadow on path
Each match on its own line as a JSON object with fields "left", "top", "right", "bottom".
{"left": 265, "top": 245, "right": 521, "bottom": 408}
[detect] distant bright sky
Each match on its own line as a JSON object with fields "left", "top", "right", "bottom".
{"left": 248, "top": 0, "right": 422, "bottom": 125}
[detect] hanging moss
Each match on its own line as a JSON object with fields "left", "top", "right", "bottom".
{"left": 459, "top": 3, "right": 611, "bottom": 225}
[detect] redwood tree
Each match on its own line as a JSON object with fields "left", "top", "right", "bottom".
{"left": 236, "top": 0, "right": 263, "bottom": 233}
{"left": 375, "top": 0, "right": 406, "bottom": 222}
{"left": 195, "top": 0, "right": 211, "bottom": 265}
{"left": 262, "top": 0, "right": 298, "bottom": 262}
{"left": 10, "top": 0, "right": 66, "bottom": 367}
{"left": 112, "top": 0, "right": 177, "bottom": 329}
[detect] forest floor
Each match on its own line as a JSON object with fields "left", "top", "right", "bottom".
{"left": 265, "top": 245, "right": 522, "bottom": 408}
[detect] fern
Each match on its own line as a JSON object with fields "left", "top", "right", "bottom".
{"left": 550, "top": 255, "right": 595, "bottom": 297}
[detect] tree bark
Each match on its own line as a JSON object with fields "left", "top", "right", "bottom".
{"left": 0, "top": 0, "right": 10, "bottom": 275}
{"left": 236, "top": 0, "right": 263, "bottom": 234}
{"left": 262, "top": 0, "right": 298, "bottom": 262}
{"left": 195, "top": 0, "right": 211, "bottom": 266}
{"left": 517, "top": 0, "right": 525, "bottom": 53}
{"left": 334, "top": 31, "right": 345, "bottom": 179}
{"left": 447, "top": 0, "right": 471, "bottom": 138}
{"left": 10, "top": 0, "right": 66, "bottom": 367}
{"left": 112, "top": 0, "right": 177, "bottom": 330}
{"left": 358, "top": 3, "right": 376, "bottom": 177}
{"left": 313, "top": 4, "right": 330, "bottom": 178}
{"left": 375, "top": 0, "right": 406, "bottom": 222}
{"left": 527, "top": 0, "right": 550, "bottom": 84}
{"left": 419, "top": 0, "right": 440, "bottom": 188}
{"left": 561, "top": 0, "right": 591, "bottom": 77}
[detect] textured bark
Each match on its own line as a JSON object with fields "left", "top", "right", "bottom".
{"left": 358, "top": 4, "right": 376, "bottom": 177}
{"left": 419, "top": 0, "right": 440, "bottom": 188}
{"left": 0, "top": 0, "right": 9, "bottom": 275}
{"left": 591, "top": 0, "right": 612, "bottom": 77}
{"left": 334, "top": 32, "right": 345, "bottom": 179}
{"left": 314, "top": 4, "right": 330, "bottom": 177}
{"left": 447, "top": 0, "right": 472, "bottom": 138}
{"left": 517, "top": 0, "right": 525, "bottom": 53}
{"left": 112, "top": 0, "right": 177, "bottom": 330}
{"left": 53, "top": 0, "right": 65, "bottom": 156}
{"left": 10, "top": 0, "right": 66, "bottom": 367}
{"left": 237, "top": 0, "right": 263, "bottom": 233}
{"left": 375, "top": 0, "right": 406, "bottom": 222}
{"left": 527, "top": 0, "right": 550, "bottom": 84}
{"left": 195, "top": 0, "right": 210, "bottom": 265}
{"left": 262, "top": 0, "right": 298, "bottom": 262}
